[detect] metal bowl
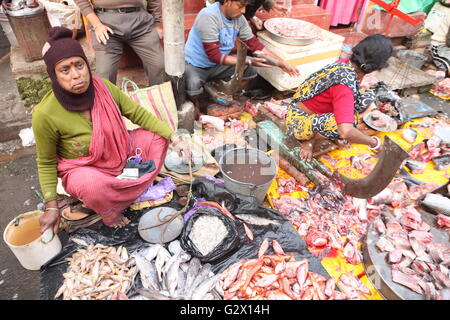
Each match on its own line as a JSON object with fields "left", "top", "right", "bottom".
{"left": 264, "top": 18, "right": 320, "bottom": 46}
{"left": 363, "top": 111, "right": 398, "bottom": 132}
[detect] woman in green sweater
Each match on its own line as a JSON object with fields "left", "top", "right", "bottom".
{"left": 34, "top": 27, "right": 190, "bottom": 231}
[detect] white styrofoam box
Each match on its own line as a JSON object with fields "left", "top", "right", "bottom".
{"left": 256, "top": 28, "right": 345, "bottom": 91}
{"left": 256, "top": 57, "right": 338, "bottom": 92}
{"left": 257, "top": 29, "right": 345, "bottom": 60}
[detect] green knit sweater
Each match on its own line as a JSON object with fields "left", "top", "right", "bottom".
{"left": 32, "top": 79, "right": 174, "bottom": 202}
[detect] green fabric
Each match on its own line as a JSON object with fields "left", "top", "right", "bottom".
{"left": 374, "top": 0, "right": 438, "bottom": 14}
{"left": 32, "top": 78, "right": 174, "bottom": 202}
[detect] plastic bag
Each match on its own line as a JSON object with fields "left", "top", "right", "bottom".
{"left": 18, "top": 127, "right": 35, "bottom": 147}
{"left": 40, "top": 0, "right": 82, "bottom": 30}
{"left": 190, "top": 177, "right": 329, "bottom": 277}
{"left": 180, "top": 207, "right": 240, "bottom": 263}
{"left": 39, "top": 205, "right": 182, "bottom": 300}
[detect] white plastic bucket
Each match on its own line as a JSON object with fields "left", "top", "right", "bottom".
{"left": 3, "top": 210, "right": 62, "bottom": 270}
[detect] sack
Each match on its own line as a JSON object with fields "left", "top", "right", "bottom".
{"left": 121, "top": 78, "right": 179, "bottom": 131}
{"left": 40, "top": 0, "right": 82, "bottom": 30}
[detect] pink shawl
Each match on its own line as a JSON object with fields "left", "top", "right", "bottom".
{"left": 57, "top": 77, "right": 168, "bottom": 226}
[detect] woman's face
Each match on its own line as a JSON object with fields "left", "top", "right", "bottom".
{"left": 54, "top": 56, "right": 90, "bottom": 94}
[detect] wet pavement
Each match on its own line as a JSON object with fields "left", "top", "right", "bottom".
{"left": 0, "top": 152, "right": 41, "bottom": 300}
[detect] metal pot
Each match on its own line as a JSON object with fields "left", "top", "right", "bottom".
{"left": 264, "top": 18, "right": 320, "bottom": 46}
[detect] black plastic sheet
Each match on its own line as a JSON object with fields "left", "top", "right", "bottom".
{"left": 190, "top": 177, "right": 329, "bottom": 277}
{"left": 39, "top": 203, "right": 182, "bottom": 300}
{"left": 39, "top": 178, "right": 329, "bottom": 300}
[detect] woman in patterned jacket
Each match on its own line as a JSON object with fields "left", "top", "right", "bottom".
{"left": 285, "top": 34, "right": 393, "bottom": 162}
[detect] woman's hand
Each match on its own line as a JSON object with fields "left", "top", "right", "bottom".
{"left": 171, "top": 136, "right": 192, "bottom": 164}
{"left": 94, "top": 23, "right": 114, "bottom": 45}
{"left": 39, "top": 207, "right": 61, "bottom": 234}
{"left": 280, "top": 61, "right": 300, "bottom": 77}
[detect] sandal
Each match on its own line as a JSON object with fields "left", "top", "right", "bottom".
{"left": 57, "top": 196, "right": 102, "bottom": 233}
{"left": 60, "top": 214, "right": 102, "bottom": 234}
{"left": 58, "top": 196, "right": 96, "bottom": 221}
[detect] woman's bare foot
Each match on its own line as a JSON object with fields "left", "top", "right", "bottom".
{"left": 299, "top": 140, "right": 314, "bottom": 162}
{"left": 110, "top": 215, "right": 130, "bottom": 228}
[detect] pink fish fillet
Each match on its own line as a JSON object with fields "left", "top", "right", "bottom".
{"left": 409, "top": 230, "right": 433, "bottom": 244}
{"left": 389, "top": 250, "right": 403, "bottom": 264}
{"left": 391, "top": 269, "right": 423, "bottom": 294}
{"left": 437, "top": 214, "right": 450, "bottom": 229}
{"left": 374, "top": 217, "right": 386, "bottom": 234}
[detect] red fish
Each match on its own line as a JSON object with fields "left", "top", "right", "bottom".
{"left": 272, "top": 239, "right": 286, "bottom": 255}
{"left": 242, "top": 223, "right": 254, "bottom": 241}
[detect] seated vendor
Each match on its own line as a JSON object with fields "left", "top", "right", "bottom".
{"left": 285, "top": 34, "right": 393, "bottom": 162}
{"left": 34, "top": 27, "right": 190, "bottom": 232}
{"left": 185, "top": 0, "right": 298, "bottom": 115}
{"left": 425, "top": 0, "right": 450, "bottom": 77}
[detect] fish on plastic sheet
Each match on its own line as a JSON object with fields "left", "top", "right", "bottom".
{"left": 54, "top": 241, "right": 137, "bottom": 300}
{"left": 402, "top": 128, "right": 418, "bottom": 144}
{"left": 426, "top": 136, "right": 442, "bottom": 150}
{"left": 277, "top": 177, "right": 297, "bottom": 194}
{"left": 405, "top": 160, "right": 426, "bottom": 174}
{"left": 350, "top": 153, "right": 372, "bottom": 170}
{"left": 409, "top": 142, "right": 426, "bottom": 161}
{"left": 343, "top": 236, "right": 362, "bottom": 265}
{"left": 337, "top": 272, "right": 370, "bottom": 300}
{"left": 408, "top": 182, "right": 439, "bottom": 201}
{"left": 418, "top": 148, "right": 441, "bottom": 163}
{"left": 133, "top": 241, "right": 222, "bottom": 301}
{"left": 221, "top": 239, "right": 347, "bottom": 300}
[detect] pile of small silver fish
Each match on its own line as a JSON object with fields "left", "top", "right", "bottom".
{"left": 221, "top": 238, "right": 369, "bottom": 300}
{"left": 55, "top": 238, "right": 136, "bottom": 300}
{"left": 129, "top": 240, "right": 223, "bottom": 300}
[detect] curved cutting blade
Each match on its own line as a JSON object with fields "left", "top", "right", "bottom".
{"left": 336, "top": 136, "right": 409, "bottom": 199}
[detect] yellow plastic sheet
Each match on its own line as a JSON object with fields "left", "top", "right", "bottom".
{"left": 267, "top": 117, "right": 450, "bottom": 300}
